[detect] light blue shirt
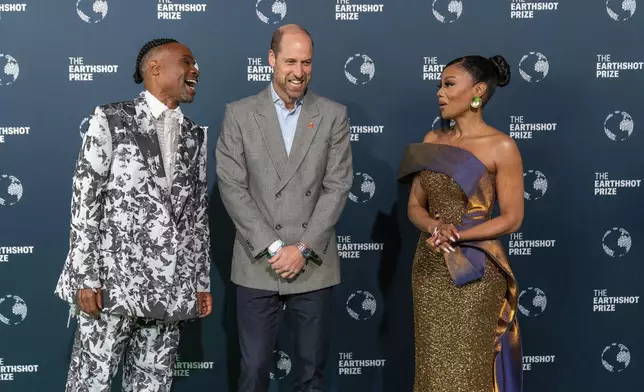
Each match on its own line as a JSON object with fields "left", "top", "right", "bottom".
{"left": 270, "top": 82, "right": 303, "bottom": 156}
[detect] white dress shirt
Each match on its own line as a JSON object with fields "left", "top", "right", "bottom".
{"left": 144, "top": 90, "right": 183, "bottom": 192}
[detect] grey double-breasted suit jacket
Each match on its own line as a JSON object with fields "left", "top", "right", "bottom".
{"left": 215, "top": 85, "right": 353, "bottom": 294}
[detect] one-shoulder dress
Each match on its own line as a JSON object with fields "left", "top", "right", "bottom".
{"left": 398, "top": 143, "right": 522, "bottom": 392}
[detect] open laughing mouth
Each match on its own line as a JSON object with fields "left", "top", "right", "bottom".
{"left": 185, "top": 78, "right": 197, "bottom": 92}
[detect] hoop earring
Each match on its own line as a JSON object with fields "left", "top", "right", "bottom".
{"left": 470, "top": 96, "right": 482, "bottom": 109}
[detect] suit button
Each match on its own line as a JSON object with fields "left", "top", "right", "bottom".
{"left": 305, "top": 191, "right": 311, "bottom": 196}
{"left": 276, "top": 224, "right": 282, "bottom": 230}
{"left": 276, "top": 192, "right": 282, "bottom": 198}
{"left": 302, "top": 222, "right": 307, "bottom": 228}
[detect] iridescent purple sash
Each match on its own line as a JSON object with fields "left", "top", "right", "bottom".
{"left": 397, "top": 142, "right": 489, "bottom": 286}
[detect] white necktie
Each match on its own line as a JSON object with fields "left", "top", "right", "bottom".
{"left": 160, "top": 109, "right": 180, "bottom": 190}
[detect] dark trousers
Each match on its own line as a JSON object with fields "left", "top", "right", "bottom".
{"left": 236, "top": 285, "right": 333, "bottom": 392}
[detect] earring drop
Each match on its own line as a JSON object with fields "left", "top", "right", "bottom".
{"left": 470, "top": 96, "right": 481, "bottom": 109}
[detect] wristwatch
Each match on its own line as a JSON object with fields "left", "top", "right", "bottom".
{"left": 296, "top": 241, "right": 312, "bottom": 259}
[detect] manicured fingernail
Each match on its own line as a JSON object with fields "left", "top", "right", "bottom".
{"left": 449, "top": 246, "right": 455, "bottom": 252}
{"left": 450, "top": 237, "right": 456, "bottom": 242}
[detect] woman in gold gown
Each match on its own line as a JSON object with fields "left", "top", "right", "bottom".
{"left": 398, "top": 55, "right": 525, "bottom": 392}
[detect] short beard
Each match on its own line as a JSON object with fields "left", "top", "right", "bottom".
{"left": 179, "top": 90, "right": 194, "bottom": 103}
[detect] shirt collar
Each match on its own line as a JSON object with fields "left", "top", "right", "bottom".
{"left": 270, "top": 82, "right": 303, "bottom": 111}
{"left": 144, "top": 90, "right": 183, "bottom": 122}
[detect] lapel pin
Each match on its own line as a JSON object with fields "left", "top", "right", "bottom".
{"left": 308, "top": 122, "right": 314, "bottom": 129}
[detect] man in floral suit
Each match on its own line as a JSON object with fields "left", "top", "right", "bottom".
{"left": 54, "top": 38, "right": 212, "bottom": 392}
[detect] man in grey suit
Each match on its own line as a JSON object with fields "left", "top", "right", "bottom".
{"left": 216, "top": 24, "right": 353, "bottom": 392}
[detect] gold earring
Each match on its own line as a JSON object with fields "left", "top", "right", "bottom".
{"left": 470, "top": 96, "right": 482, "bottom": 109}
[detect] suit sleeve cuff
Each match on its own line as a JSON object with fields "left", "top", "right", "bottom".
{"left": 252, "top": 238, "right": 283, "bottom": 259}
{"left": 79, "top": 278, "right": 101, "bottom": 290}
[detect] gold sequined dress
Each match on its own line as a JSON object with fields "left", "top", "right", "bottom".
{"left": 398, "top": 143, "right": 523, "bottom": 392}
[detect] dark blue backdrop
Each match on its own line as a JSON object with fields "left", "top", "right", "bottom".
{"left": 1, "top": 1, "right": 643, "bottom": 391}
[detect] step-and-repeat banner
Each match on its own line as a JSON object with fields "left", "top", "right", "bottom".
{"left": 0, "top": 1, "right": 642, "bottom": 391}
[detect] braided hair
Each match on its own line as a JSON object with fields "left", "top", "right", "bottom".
{"left": 133, "top": 38, "right": 178, "bottom": 84}
{"left": 444, "top": 55, "right": 511, "bottom": 102}
{"left": 439, "top": 54, "right": 511, "bottom": 131}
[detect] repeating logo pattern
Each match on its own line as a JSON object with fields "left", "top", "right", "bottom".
{"left": 604, "top": 111, "right": 634, "bottom": 141}
{"left": 76, "top": 0, "right": 108, "bottom": 23}
{"left": 0, "top": 295, "right": 28, "bottom": 326}
{"left": 518, "top": 287, "right": 547, "bottom": 317}
{"left": 0, "top": 54, "right": 19, "bottom": 86}
{"left": 256, "top": 0, "right": 287, "bottom": 24}
{"left": 606, "top": 0, "right": 637, "bottom": 21}
{"left": 0, "top": 175, "right": 23, "bottom": 207}
{"left": 601, "top": 343, "right": 631, "bottom": 372}
{"left": 602, "top": 227, "right": 632, "bottom": 257}
{"left": 269, "top": 350, "right": 292, "bottom": 380}
{"left": 349, "top": 172, "right": 376, "bottom": 203}
{"left": 0, "top": 2, "right": 642, "bottom": 391}
{"left": 519, "top": 52, "right": 549, "bottom": 82}
{"left": 344, "top": 54, "right": 376, "bottom": 85}
{"left": 523, "top": 170, "right": 548, "bottom": 200}
{"left": 432, "top": 0, "right": 463, "bottom": 23}
{"left": 346, "top": 290, "right": 377, "bottom": 320}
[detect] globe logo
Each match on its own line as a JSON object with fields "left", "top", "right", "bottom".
{"left": 349, "top": 172, "right": 376, "bottom": 203}
{"left": 346, "top": 290, "right": 377, "bottom": 321}
{"left": 256, "top": 0, "right": 287, "bottom": 25}
{"left": 269, "top": 350, "right": 292, "bottom": 380}
{"left": 344, "top": 54, "right": 376, "bottom": 85}
{"left": 601, "top": 343, "right": 631, "bottom": 372}
{"left": 602, "top": 227, "right": 632, "bottom": 257}
{"left": 0, "top": 175, "right": 24, "bottom": 207}
{"left": 0, "top": 54, "right": 20, "bottom": 86}
{"left": 0, "top": 295, "right": 28, "bottom": 326}
{"left": 77, "top": 0, "right": 108, "bottom": 23}
{"left": 606, "top": 0, "right": 636, "bottom": 21}
{"left": 518, "top": 287, "right": 547, "bottom": 317}
{"left": 523, "top": 170, "right": 547, "bottom": 200}
{"left": 432, "top": 0, "right": 463, "bottom": 23}
{"left": 604, "top": 111, "right": 634, "bottom": 142}
{"left": 518, "top": 52, "right": 549, "bottom": 83}
{"left": 80, "top": 116, "right": 90, "bottom": 138}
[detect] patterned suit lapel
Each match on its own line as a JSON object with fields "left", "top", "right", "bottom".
{"left": 170, "top": 119, "right": 198, "bottom": 223}
{"left": 278, "top": 90, "right": 320, "bottom": 191}
{"left": 132, "top": 92, "right": 174, "bottom": 218}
